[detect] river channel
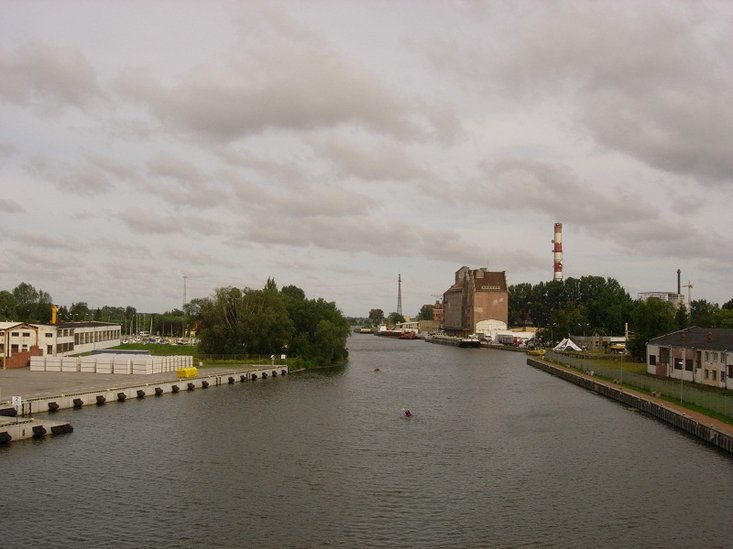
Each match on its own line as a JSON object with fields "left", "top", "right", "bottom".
{"left": 3, "top": 334, "right": 732, "bottom": 547}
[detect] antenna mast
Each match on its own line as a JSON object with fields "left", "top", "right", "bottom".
{"left": 397, "top": 274, "right": 403, "bottom": 316}
{"left": 183, "top": 275, "right": 188, "bottom": 310}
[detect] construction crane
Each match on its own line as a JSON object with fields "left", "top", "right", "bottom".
{"left": 682, "top": 281, "right": 693, "bottom": 313}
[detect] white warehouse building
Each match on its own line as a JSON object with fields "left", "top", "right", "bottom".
{"left": 1, "top": 321, "right": 121, "bottom": 369}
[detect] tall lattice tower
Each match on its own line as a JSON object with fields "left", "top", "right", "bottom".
{"left": 397, "top": 274, "right": 403, "bottom": 316}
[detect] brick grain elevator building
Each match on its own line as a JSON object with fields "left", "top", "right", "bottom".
{"left": 442, "top": 267, "right": 508, "bottom": 336}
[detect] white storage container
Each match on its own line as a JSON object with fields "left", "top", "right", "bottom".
{"left": 61, "top": 357, "right": 80, "bottom": 372}
{"left": 80, "top": 356, "right": 97, "bottom": 373}
{"left": 45, "top": 356, "right": 62, "bottom": 372}
{"left": 113, "top": 356, "right": 131, "bottom": 374}
{"left": 30, "top": 356, "right": 46, "bottom": 372}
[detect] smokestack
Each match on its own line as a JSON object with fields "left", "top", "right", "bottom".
{"left": 677, "top": 269, "right": 681, "bottom": 295}
{"left": 552, "top": 222, "right": 563, "bottom": 281}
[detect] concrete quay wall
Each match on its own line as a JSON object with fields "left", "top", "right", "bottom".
{"left": 12, "top": 366, "right": 289, "bottom": 418}
{"left": 0, "top": 417, "right": 73, "bottom": 444}
{"left": 527, "top": 358, "right": 733, "bottom": 455}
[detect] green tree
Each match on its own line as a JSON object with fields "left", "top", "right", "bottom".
{"left": 281, "top": 286, "right": 350, "bottom": 365}
{"left": 196, "top": 280, "right": 348, "bottom": 367}
{"left": 416, "top": 304, "right": 434, "bottom": 321}
{"left": 12, "top": 282, "right": 53, "bottom": 322}
{"left": 0, "top": 290, "right": 17, "bottom": 320}
{"left": 508, "top": 282, "right": 533, "bottom": 326}
{"left": 368, "top": 308, "right": 385, "bottom": 327}
{"left": 387, "top": 312, "right": 405, "bottom": 326}
{"left": 627, "top": 298, "right": 678, "bottom": 361}
{"left": 69, "top": 302, "right": 91, "bottom": 321}
{"left": 690, "top": 299, "right": 719, "bottom": 327}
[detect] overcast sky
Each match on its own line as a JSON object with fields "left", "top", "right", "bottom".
{"left": 1, "top": 1, "right": 731, "bottom": 317}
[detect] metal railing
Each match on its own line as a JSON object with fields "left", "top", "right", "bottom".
{"left": 546, "top": 351, "right": 733, "bottom": 419}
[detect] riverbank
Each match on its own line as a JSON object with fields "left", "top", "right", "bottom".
{"left": 527, "top": 357, "right": 733, "bottom": 454}
{"left": 0, "top": 364, "right": 288, "bottom": 444}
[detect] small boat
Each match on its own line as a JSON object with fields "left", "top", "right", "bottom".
{"left": 426, "top": 333, "right": 481, "bottom": 348}
{"left": 526, "top": 348, "right": 545, "bottom": 357}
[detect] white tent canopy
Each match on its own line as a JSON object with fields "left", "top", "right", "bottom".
{"left": 553, "top": 337, "right": 582, "bottom": 352}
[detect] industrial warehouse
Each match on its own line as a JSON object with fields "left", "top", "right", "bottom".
{"left": 1, "top": 321, "right": 122, "bottom": 369}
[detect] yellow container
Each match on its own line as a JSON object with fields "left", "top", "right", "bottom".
{"left": 177, "top": 367, "right": 198, "bottom": 378}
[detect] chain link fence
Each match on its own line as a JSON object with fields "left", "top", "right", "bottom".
{"left": 546, "top": 351, "right": 733, "bottom": 419}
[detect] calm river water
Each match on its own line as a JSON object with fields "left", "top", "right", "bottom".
{"left": 3, "top": 335, "right": 732, "bottom": 548}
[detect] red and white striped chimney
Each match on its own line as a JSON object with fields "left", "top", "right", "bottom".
{"left": 553, "top": 222, "right": 563, "bottom": 281}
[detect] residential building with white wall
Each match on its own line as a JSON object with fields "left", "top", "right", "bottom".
{"left": 646, "top": 327, "right": 733, "bottom": 389}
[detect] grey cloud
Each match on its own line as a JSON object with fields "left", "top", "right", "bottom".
{"left": 147, "top": 152, "right": 202, "bottom": 182}
{"left": 14, "top": 230, "right": 76, "bottom": 250}
{"left": 483, "top": 158, "right": 652, "bottom": 224}
{"left": 144, "top": 153, "right": 230, "bottom": 209}
{"left": 0, "top": 44, "right": 104, "bottom": 112}
{"left": 117, "top": 208, "right": 183, "bottom": 236}
{"left": 0, "top": 199, "right": 24, "bottom": 213}
{"left": 311, "top": 136, "right": 428, "bottom": 182}
{"left": 231, "top": 213, "right": 481, "bottom": 266}
{"left": 215, "top": 148, "right": 309, "bottom": 185}
{"left": 27, "top": 158, "right": 113, "bottom": 195}
{"left": 447, "top": 3, "right": 733, "bottom": 185}
{"left": 534, "top": 5, "right": 732, "bottom": 184}
{"left": 90, "top": 155, "right": 138, "bottom": 181}
{"left": 0, "top": 142, "right": 17, "bottom": 158}
{"left": 115, "top": 43, "right": 430, "bottom": 143}
{"left": 9, "top": 247, "right": 72, "bottom": 271}
{"left": 612, "top": 218, "right": 731, "bottom": 262}
{"left": 221, "top": 167, "right": 373, "bottom": 219}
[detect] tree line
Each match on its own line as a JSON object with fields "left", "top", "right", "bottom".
{"left": 0, "top": 279, "right": 350, "bottom": 368}
{"left": 508, "top": 276, "right": 733, "bottom": 360}
{"left": 0, "top": 282, "right": 190, "bottom": 337}
{"left": 193, "top": 279, "right": 350, "bottom": 368}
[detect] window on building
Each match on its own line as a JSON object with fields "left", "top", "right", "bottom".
{"left": 705, "top": 351, "right": 710, "bottom": 361}
{"left": 685, "top": 359, "right": 693, "bottom": 371}
{"left": 11, "top": 332, "right": 19, "bottom": 337}
{"left": 649, "top": 355, "right": 657, "bottom": 366}
{"left": 711, "top": 352, "right": 718, "bottom": 362}
{"left": 22, "top": 332, "right": 30, "bottom": 337}
{"left": 712, "top": 370, "right": 717, "bottom": 381}
{"left": 45, "top": 333, "right": 53, "bottom": 338}
{"left": 704, "top": 369, "right": 709, "bottom": 379}
{"left": 674, "top": 359, "right": 682, "bottom": 370}
{"left": 728, "top": 365, "right": 733, "bottom": 379}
